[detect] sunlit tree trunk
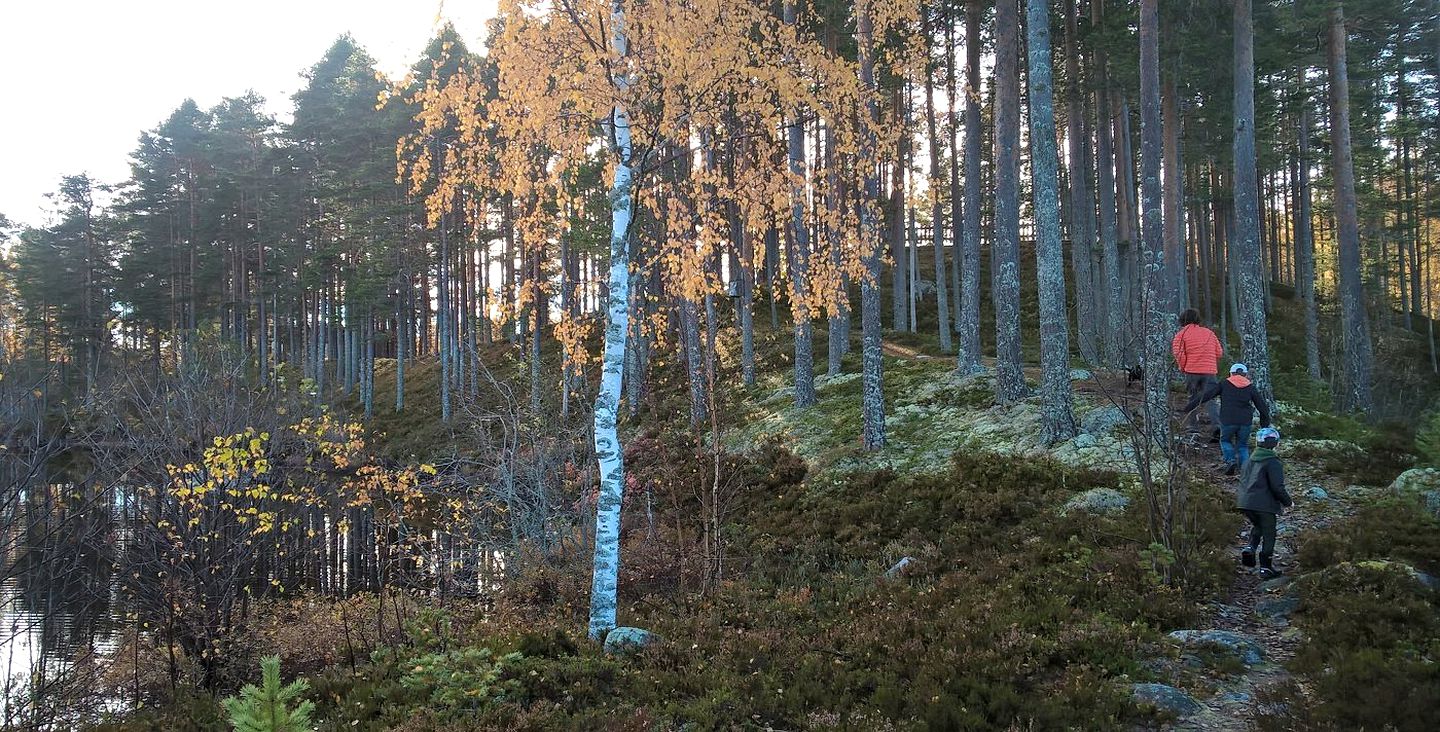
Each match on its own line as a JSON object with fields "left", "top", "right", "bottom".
{"left": 1326, "top": 3, "right": 1375, "bottom": 413}
{"left": 1094, "top": 0, "right": 1122, "bottom": 367}
{"left": 1295, "top": 89, "right": 1322, "bottom": 381}
{"left": 1162, "top": 73, "right": 1185, "bottom": 312}
{"left": 924, "top": 11, "right": 952, "bottom": 354}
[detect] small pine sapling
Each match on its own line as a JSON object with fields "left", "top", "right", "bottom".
{"left": 221, "top": 655, "right": 315, "bottom": 732}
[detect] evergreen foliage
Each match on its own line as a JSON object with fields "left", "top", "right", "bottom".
{"left": 221, "top": 655, "right": 316, "bottom": 732}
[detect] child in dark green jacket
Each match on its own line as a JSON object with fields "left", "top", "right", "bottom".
{"left": 1236, "top": 427, "right": 1292, "bottom": 579}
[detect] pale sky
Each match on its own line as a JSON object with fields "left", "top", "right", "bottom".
{"left": 0, "top": 0, "right": 499, "bottom": 227}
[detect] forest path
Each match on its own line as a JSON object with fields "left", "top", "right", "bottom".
{"left": 1171, "top": 432, "right": 1347, "bottom": 731}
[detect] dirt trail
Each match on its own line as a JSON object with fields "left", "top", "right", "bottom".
{"left": 1171, "top": 439, "right": 1347, "bottom": 730}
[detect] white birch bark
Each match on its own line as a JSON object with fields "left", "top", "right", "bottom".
{"left": 588, "top": 0, "right": 635, "bottom": 641}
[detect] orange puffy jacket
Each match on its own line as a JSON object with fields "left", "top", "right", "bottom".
{"left": 1171, "top": 324, "right": 1223, "bottom": 375}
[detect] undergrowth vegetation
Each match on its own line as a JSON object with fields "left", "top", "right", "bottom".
{"left": 1268, "top": 497, "right": 1440, "bottom": 731}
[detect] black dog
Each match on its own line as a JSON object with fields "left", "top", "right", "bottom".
{"left": 1126, "top": 364, "right": 1145, "bottom": 388}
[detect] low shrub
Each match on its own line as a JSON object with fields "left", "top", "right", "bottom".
{"left": 1297, "top": 497, "right": 1440, "bottom": 574}
{"left": 1288, "top": 562, "right": 1440, "bottom": 731}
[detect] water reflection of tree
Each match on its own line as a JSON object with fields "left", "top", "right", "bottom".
{"left": 1, "top": 363, "right": 121, "bottom": 728}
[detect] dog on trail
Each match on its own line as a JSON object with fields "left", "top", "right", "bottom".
{"left": 1126, "top": 364, "right": 1145, "bottom": 389}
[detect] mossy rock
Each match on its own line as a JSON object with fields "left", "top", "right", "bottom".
{"left": 603, "top": 626, "right": 660, "bottom": 656}
{"left": 1352, "top": 560, "right": 1439, "bottom": 590}
{"left": 1254, "top": 594, "right": 1300, "bottom": 620}
{"left": 1280, "top": 438, "right": 1364, "bottom": 462}
{"left": 1131, "top": 682, "right": 1202, "bottom": 717}
{"left": 1080, "top": 405, "right": 1129, "bottom": 436}
{"left": 1389, "top": 467, "right": 1440, "bottom": 517}
{"left": 1061, "top": 487, "right": 1130, "bottom": 516}
{"left": 1166, "top": 629, "right": 1265, "bottom": 668}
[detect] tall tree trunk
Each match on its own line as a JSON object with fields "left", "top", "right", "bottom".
{"left": 1027, "top": 0, "right": 1077, "bottom": 443}
{"left": 530, "top": 244, "right": 544, "bottom": 416}
{"left": 784, "top": 0, "right": 817, "bottom": 408}
{"left": 890, "top": 98, "right": 911, "bottom": 333}
{"left": 946, "top": 15, "right": 964, "bottom": 336}
{"left": 858, "top": 0, "right": 886, "bottom": 450}
{"left": 957, "top": 0, "right": 985, "bottom": 375}
{"left": 1140, "top": 0, "right": 1171, "bottom": 451}
{"left": 765, "top": 226, "right": 780, "bottom": 329}
{"left": 824, "top": 122, "right": 849, "bottom": 375}
{"left": 1162, "top": 72, "right": 1185, "bottom": 312}
{"left": 924, "top": 25, "right": 953, "bottom": 354}
{"left": 993, "top": 0, "right": 1029, "bottom": 403}
{"left": 734, "top": 200, "right": 756, "bottom": 386}
{"left": 1094, "top": 0, "right": 1123, "bottom": 367}
{"left": 588, "top": 0, "right": 636, "bottom": 642}
{"left": 681, "top": 293, "right": 707, "bottom": 426}
{"left": 1296, "top": 95, "right": 1322, "bottom": 381}
{"left": 1326, "top": 3, "right": 1375, "bottom": 413}
{"left": 1065, "top": 0, "right": 1099, "bottom": 364}
{"left": 1232, "top": 0, "right": 1273, "bottom": 404}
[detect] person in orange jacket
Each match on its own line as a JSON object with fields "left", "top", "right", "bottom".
{"left": 1172, "top": 309, "right": 1223, "bottom": 432}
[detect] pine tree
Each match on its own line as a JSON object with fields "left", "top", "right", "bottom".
{"left": 1027, "top": 0, "right": 1077, "bottom": 443}
{"left": 1232, "top": 0, "right": 1273, "bottom": 405}
{"left": 221, "top": 655, "right": 316, "bottom": 732}
{"left": 1327, "top": 2, "right": 1375, "bottom": 412}
{"left": 993, "top": 0, "right": 1029, "bottom": 403}
{"left": 956, "top": 0, "right": 986, "bottom": 376}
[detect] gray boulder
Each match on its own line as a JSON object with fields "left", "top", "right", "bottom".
{"left": 1063, "top": 488, "right": 1130, "bottom": 516}
{"left": 1167, "top": 629, "right": 1265, "bottom": 667}
{"left": 1081, "top": 406, "right": 1129, "bottom": 435}
{"left": 1131, "top": 683, "right": 1202, "bottom": 717}
{"left": 1254, "top": 595, "right": 1300, "bottom": 620}
{"left": 1304, "top": 486, "right": 1329, "bottom": 500}
{"left": 1070, "top": 368, "right": 1094, "bottom": 382}
{"left": 603, "top": 626, "right": 660, "bottom": 656}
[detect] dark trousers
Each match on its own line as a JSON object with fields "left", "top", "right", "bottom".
{"left": 1183, "top": 373, "right": 1221, "bottom": 428}
{"left": 1243, "top": 510, "right": 1277, "bottom": 561}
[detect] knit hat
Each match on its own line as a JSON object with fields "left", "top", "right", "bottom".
{"left": 1230, "top": 363, "right": 1248, "bottom": 374}
{"left": 1256, "top": 427, "right": 1280, "bottom": 444}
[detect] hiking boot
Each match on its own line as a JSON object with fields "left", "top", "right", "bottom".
{"left": 1259, "top": 553, "right": 1281, "bottom": 579}
{"left": 1224, "top": 462, "right": 1238, "bottom": 476}
{"left": 1241, "top": 549, "right": 1256, "bottom": 567}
